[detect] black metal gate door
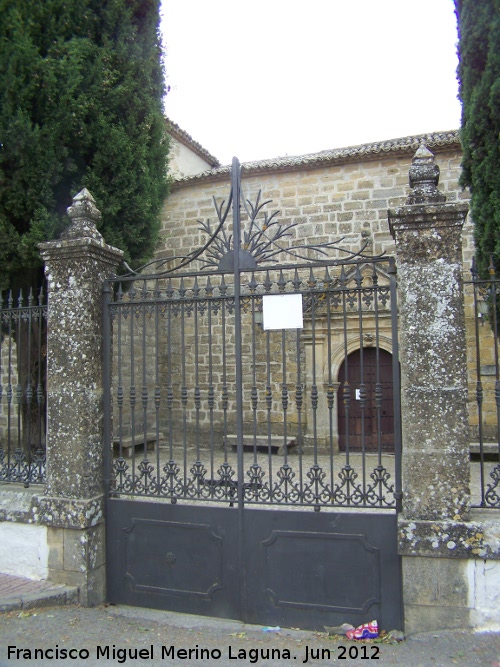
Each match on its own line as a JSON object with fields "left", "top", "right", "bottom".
{"left": 104, "top": 159, "right": 403, "bottom": 631}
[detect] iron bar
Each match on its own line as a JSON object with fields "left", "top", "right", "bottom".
{"left": 103, "top": 279, "right": 113, "bottom": 501}
{"left": 467, "top": 260, "right": 500, "bottom": 508}
{"left": 230, "top": 157, "right": 248, "bottom": 623}
{"left": 154, "top": 280, "right": 161, "bottom": 494}
{"left": 473, "top": 276, "right": 486, "bottom": 506}
{"left": 356, "top": 266, "right": 367, "bottom": 501}
{"left": 389, "top": 258, "right": 403, "bottom": 512}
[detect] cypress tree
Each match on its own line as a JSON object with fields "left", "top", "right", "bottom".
{"left": 0, "top": 0, "right": 169, "bottom": 455}
{"left": 454, "top": 0, "right": 500, "bottom": 276}
{"left": 0, "top": 0, "right": 169, "bottom": 291}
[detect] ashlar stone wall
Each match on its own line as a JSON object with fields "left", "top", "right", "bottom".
{"left": 160, "top": 136, "right": 471, "bottom": 266}
{"left": 158, "top": 132, "right": 496, "bottom": 442}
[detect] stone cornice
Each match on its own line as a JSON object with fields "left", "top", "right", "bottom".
{"left": 0, "top": 487, "right": 105, "bottom": 530}
{"left": 39, "top": 236, "right": 124, "bottom": 269}
{"left": 388, "top": 202, "right": 469, "bottom": 237}
{"left": 399, "top": 515, "right": 500, "bottom": 559}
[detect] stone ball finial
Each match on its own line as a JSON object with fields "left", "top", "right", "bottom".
{"left": 406, "top": 143, "right": 446, "bottom": 205}
{"left": 62, "top": 188, "right": 104, "bottom": 242}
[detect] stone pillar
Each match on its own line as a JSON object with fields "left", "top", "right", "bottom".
{"left": 38, "top": 189, "right": 123, "bottom": 605}
{"left": 389, "top": 145, "right": 470, "bottom": 522}
{"left": 389, "top": 146, "right": 477, "bottom": 631}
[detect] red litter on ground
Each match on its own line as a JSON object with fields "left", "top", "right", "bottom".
{"left": 346, "top": 620, "right": 379, "bottom": 640}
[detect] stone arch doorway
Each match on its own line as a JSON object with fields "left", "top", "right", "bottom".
{"left": 338, "top": 347, "right": 394, "bottom": 452}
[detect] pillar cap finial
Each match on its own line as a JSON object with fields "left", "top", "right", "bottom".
{"left": 406, "top": 143, "right": 446, "bottom": 205}
{"left": 63, "top": 188, "right": 104, "bottom": 242}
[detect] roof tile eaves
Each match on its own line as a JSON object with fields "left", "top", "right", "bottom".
{"left": 166, "top": 118, "right": 221, "bottom": 168}
{"left": 171, "top": 130, "right": 461, "bottom": 189}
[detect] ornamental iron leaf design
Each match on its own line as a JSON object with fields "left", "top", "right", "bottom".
{"left": 485, "top": 465, "right": 500, "bottom": 507}
{"left": 108, "top": 449, "right": 399, "bottom": 508}
{"left": 0, "top": 447, "right": 46, "bottom": 485}
{"left": 121, "top": 158, "right": 382, "bottom": 278}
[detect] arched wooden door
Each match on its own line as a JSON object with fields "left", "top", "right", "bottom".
{"left": 338, "top": 348, "right": 394, "bottom": 452}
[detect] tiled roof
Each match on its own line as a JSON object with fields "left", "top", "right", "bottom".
{"left": 171, "top": 130, "right": 461, "bottom": 189}
{"left": 166, "top": 118, "right": 220, "bottom": 168}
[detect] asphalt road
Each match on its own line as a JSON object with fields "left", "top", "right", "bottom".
{"left": 0, "top": 605, "right": 499, "bottom": 667}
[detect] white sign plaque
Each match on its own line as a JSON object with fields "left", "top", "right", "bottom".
{"left": 262, "top": 294, "right": 304, "bottom": 330}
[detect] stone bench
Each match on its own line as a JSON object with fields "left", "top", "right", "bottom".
{"left": 223, "top": 435, "right": 299, "bottom": 455}
{"left": 469, "top": 442, "right": 497, "bottom": 457}
{"left": 113, "top": 433, "right": 164, "bottom": 458}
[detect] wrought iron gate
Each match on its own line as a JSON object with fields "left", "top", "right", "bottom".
{"left": 104, "top": 159, "right": 403, "bottom": 631}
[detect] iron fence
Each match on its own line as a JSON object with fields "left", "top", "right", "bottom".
{"left": 0, "top": 288, "right": 47, "bottom": 486}
{"left": 105, "top": 258, "right": 402, "bottom": 510}
{"left": 467, "top": 260, "right": 500, "bottom": 508}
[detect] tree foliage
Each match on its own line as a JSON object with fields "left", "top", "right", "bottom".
{"left": 454, "top": 0, "right": 500, "bottom": 276}
{"left": 0, "top": 0, "right": 169, "bottom": 291}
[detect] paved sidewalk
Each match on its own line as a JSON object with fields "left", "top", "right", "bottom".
{"left": 0, "top": 603, "right": 499, "bottom": 667}
{"left": 0, "top": 573, "right": 78, "bottom": 612}
{"left": 0, "top": 574, "right": 499, "bottom": 666}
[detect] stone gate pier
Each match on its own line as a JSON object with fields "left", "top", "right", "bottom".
{"left": 389, "top": 145, "right": 500, "bottom": 632}
{"left": 37, "top": 191, "right": 123, "bottom": 604}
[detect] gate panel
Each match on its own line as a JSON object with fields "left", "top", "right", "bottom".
{"left": 244, "top": 509, "right": 401, "bottom": 631}
{"left": 106, "top": 499, "right": 240, "bottom": 618}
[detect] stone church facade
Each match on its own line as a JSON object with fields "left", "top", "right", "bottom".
{"left": 162, "top": 126, "right": 493, "bottom": 445}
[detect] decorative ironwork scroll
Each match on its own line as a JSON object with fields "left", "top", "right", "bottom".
{"left": 122, "top": 158, "right": 383, "bottom": 278}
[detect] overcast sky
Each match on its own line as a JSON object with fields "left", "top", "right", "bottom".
{"left": 160, "top": 0, "right": 461, "bottom": 165}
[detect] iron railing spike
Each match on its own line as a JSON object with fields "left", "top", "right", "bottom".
{"left": 489, "top": 255, "right": 496, "bottom": 278}
{"left": 38, "top": 285, "right": 44, "bottom": 306}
